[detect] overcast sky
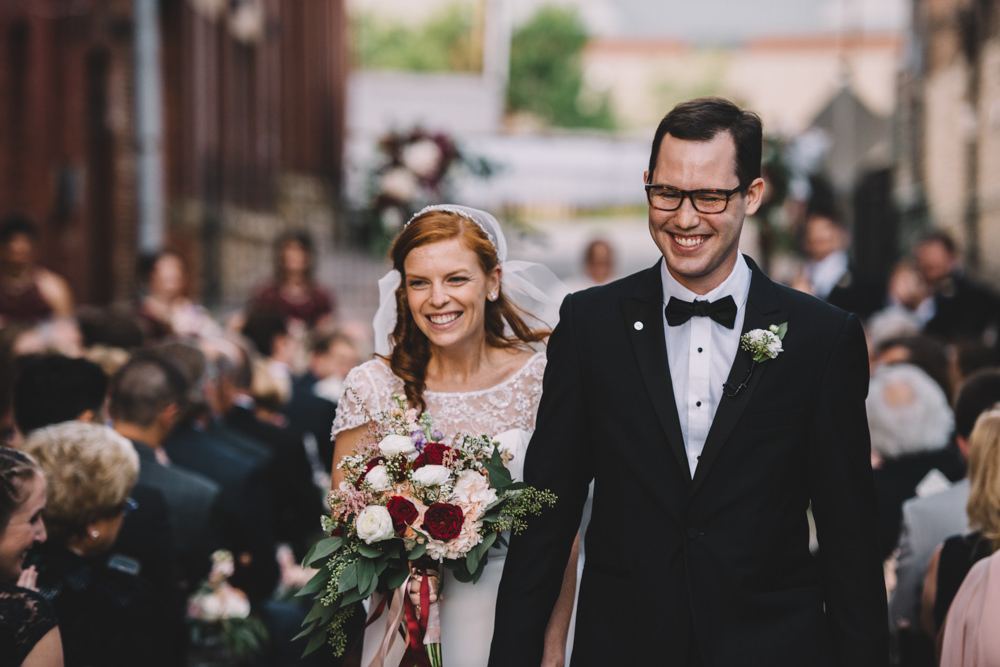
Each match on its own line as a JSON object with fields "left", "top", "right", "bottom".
{"left": 510, "top": 0, "right": 908, "bottom": 43}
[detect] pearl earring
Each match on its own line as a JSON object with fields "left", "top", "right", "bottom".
{"left": 90, "top": 530, "right": 100, "bottom": 539}
{"left": 489, "top": 292, "right": 498, "bottom": 301}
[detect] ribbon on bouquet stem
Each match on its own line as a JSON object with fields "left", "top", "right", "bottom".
{"left": 366, "top": 577, "right": 409, "bottom": 667}
{"left": 402, "top": 569, "right": 442, "bottom": 667}
{"left": 364, "top": 570, "right": 442, "bottom": 667}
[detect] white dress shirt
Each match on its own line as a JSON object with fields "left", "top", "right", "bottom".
{"left": 661, "top": 254, "right": 751, "bottom": 477}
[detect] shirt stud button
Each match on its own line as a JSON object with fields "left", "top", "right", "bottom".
{"left": 634, "top": 321, "right": 644, "bottom": 331}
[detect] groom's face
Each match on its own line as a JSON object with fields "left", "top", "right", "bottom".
{"left": 644, "top": 131, "right": 763, "bottom": 295}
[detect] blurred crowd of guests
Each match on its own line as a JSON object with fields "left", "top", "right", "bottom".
{"left": 6, "top": 198, "right": 1000, "bottom": 666}
{"left": 0, "top": 214, "right": 365, "bottom": 665}
{"left": 788, "top": 204, "right": 1000, "bottom": 665}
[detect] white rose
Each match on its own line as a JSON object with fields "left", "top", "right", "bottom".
{"left": 378, "top": 434, "right": 416, "bottom": 458}
{"left": 401, "top": 139, "right": 443, "bottom": 179}
{"left": 453, "top": 470, "right": 497, "bottom": 505}
{"left": 412, "top": 465, "right": 452, "bottom": 487}
{"left": 355, "top": 505, "right": 395, "bottom": 544}
{"left": 765, "top": 337, "right": 783, "bottom": 357}
{"left": 379, "top": 167, "right": 418, "bottom": 203}
{"left": 364, "top": 465, "right": 393, "bottom": 492}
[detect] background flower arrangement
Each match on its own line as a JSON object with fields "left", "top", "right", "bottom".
{"left": 353, "top": 127, "right": 495, "bottom": 254}
{"left": 187, "top": 550, "right": 269, "bottom": 666}
{"left": 296, "top": 394, "right": 555, "bottom": 661}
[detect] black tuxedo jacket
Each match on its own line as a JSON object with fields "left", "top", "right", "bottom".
{"left": 490, "top": 258, "right": 888, "bottom": 667}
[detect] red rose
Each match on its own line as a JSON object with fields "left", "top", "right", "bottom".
{"left": 356, "top": 456, "right": 385, "bottom": 488}
{"left": 422, "top": 502, "right": 464, "bottom": 541}
{"left": 413, "top": 443, "right": 452, "bottom": 470}
{"left": 423, "top": 443, "right": 451, "bottom": 465}
{"left": 386, "top": 496, "right": 419, "bottom": 535}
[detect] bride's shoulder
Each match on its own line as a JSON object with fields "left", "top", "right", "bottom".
{"left": 520, "top": 349, "right": 546, "bottom": 378}
{"left": 343, "top": 358, "right": 401, "bottom": 397}
{"left": 501, "top": 348, "right": 546, "bottom": 386}
{"left": 333, "top": 359, "right": 402, "bottom": 437}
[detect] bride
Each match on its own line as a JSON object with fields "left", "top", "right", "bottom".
{"left": 330, "top": 204, "right": 576, "bottom": 666}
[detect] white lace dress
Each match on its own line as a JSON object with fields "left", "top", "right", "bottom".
{"left": 330, "top": 352, "right": 546, "bottom": 667}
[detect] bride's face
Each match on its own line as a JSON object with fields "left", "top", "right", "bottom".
{"left": 403, "top": 237, "right": 501, "bottom": 353}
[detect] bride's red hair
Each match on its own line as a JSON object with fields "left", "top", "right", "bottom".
{"left": 381, "top": 210, "right": 548, "bottom": 413}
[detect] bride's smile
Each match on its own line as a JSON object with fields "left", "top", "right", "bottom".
{"left": 403, "top": 236, "right": 500, "bottom": 352}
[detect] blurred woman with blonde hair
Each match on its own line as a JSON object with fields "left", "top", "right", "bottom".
{"left": 922, "top": 406, "right": 1000, "bottom": 637}
{"left": 22, "top": 421, "right": 171, "bottom": 666}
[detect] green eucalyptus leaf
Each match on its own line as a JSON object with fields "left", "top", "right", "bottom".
{"left": 338, "top": 562, "right": 358, "bottom": 593}
{"left": 342, "top": 588, "right": 368, "bottom": 606}
{"left": 485, "top": 462, "right": 512, "bottom": 490}
{"left": 296, "top": 569, "right": 329, "bottom": 598}
{"left": 357, "top": 558, "right": 375, "bottom": 596}
{"left": 306, "top": 536, "right": 343, "bottom": 566}
{"left": 358, "top": 544, "right": 381, "bottom": 558}
{"left": 301, "top": 629, "right": 327, "bottom": 658}
{"left": 466, "top": 547, "right": 480, "bottom": 575}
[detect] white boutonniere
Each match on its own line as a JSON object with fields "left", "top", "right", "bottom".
{"left": 740, "top": 322, "right": 788, "bottom": 363}
{"left": 725, "top": 322, "right": 788, "bottom": 397}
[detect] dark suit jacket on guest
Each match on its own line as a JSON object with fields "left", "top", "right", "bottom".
{"left": 824, "top": 264, "right": 883, "bottom": 321}
{"left": 164, "top": 424, "right": 279, "bottom": 602}
{"left": 130, "top": 440, "right": 222, "bottom": 591}
{"left": 490, "top": 257, "right": 888, "bottom": 667}
{"left": 225, "top": 406, "right": 324, "bottom": 557}
{"left": 284, "top": 371, "right": 338, "bottom": 474}
{"left": 924, "top": 272, "right": 1000, "bottom": 344}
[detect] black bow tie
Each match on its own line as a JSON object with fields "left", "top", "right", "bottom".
{"left": 664, "top": 295, "right": 737, "bottom": 329}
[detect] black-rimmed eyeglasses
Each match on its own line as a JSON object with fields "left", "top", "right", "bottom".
{"left": 645, "top": 183, "right": 748, "bottom": 214}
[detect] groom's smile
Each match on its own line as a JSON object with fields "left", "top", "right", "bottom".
{"left": 645, "top": 132, "right": 764, "bottom": 295}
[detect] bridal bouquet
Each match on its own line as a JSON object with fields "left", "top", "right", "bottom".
{"left": 296, "top": 394, "right": 556, "bottom": 662}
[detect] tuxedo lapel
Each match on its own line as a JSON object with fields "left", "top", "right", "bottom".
{"left": 690, "top": 258, "right": 787, "bottom": 496}
{"left": 622, "top": 261, "right": 690, "bottom": 479}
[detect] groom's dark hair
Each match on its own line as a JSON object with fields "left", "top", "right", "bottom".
{"left": 647, "top": 97, "right": 763, "bottom": 187}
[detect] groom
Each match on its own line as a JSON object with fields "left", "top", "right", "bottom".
{"left": 489, "top": 98, "right": 887, "bottom": 667}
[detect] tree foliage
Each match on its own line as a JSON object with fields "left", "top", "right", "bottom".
{"left": 351, "top": 5, "right": 482, "bottom": 72}
{"left": 507, "top": 5, "right": 615, "bottom": 130}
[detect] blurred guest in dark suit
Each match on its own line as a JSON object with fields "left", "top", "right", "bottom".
{"left": 157, "top": 340, "right": 279, "bottom": 604}
{"left": 213, "top": 336, "right": 322, "bottom": 558}
{"left": 109, "top": 354, "right": 222, "bottom": 592}
{"left": 284, "top": 331, "right": 360, "bottom": 482}
{"left": 916, "top": 230, "right": 1000, "bottom": 347}
{"left": 799, "top": 209, "right": 883, "bottom": 321}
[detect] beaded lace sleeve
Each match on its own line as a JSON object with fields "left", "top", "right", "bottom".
{"left": 330, "top": 360, "right": 402, "bottom": 438}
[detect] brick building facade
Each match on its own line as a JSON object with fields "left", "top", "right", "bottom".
{"left": 0, "top": 0, "right": 347, "bottom": 307}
